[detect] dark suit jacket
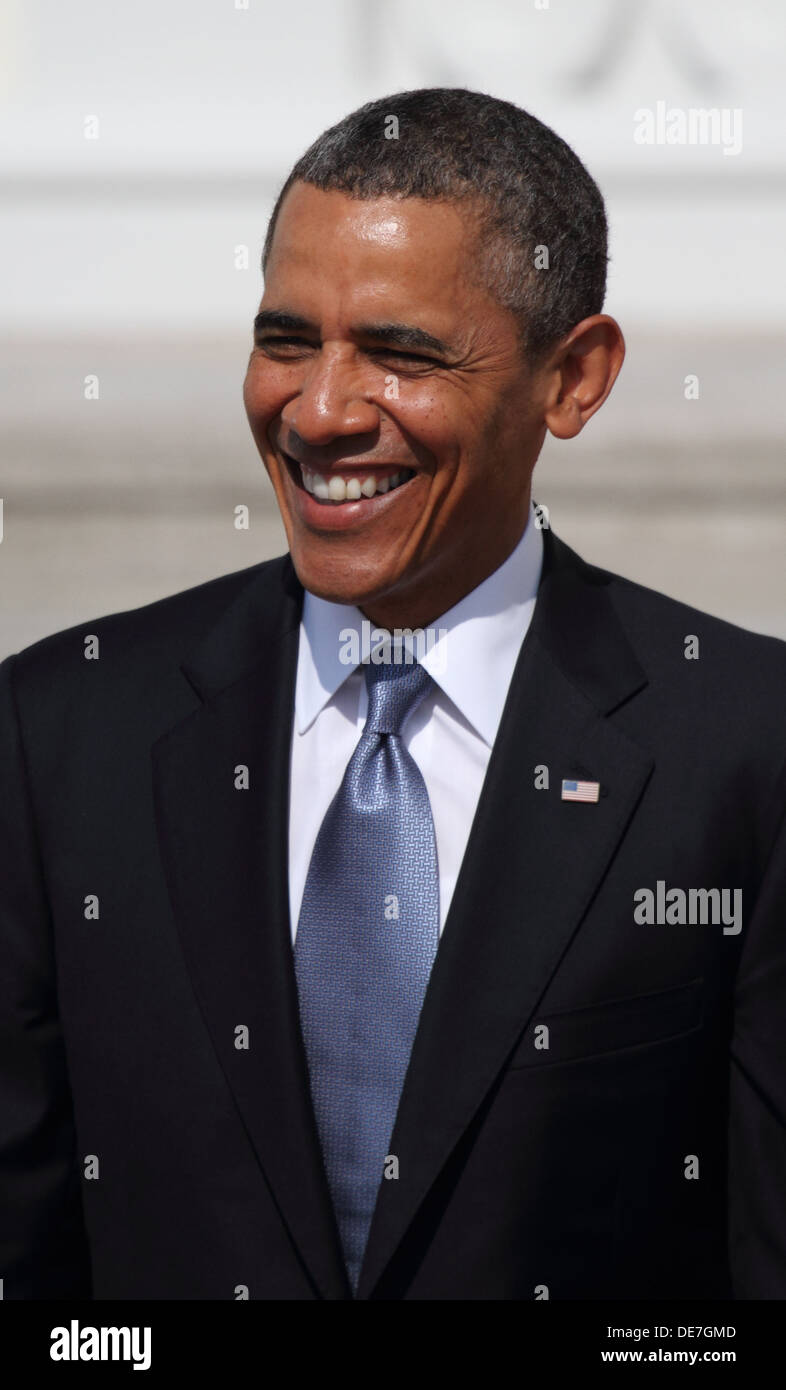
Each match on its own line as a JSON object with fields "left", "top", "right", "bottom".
{"left": 2, "top": 529, "right": 785, "bottom": 1300}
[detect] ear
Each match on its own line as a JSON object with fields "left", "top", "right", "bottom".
{"left": 542, "top": 315, "right": 625, "bottom": 440}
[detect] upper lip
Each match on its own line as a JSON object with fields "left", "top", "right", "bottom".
{"left": 282, "top": 451, "right": 414, "bottom": 476}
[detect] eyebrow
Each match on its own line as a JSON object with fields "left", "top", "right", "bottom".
{"left": 253, "top": 310, "right": 452, "bottom": 357}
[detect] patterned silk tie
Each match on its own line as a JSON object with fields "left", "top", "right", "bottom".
{"left": 294, "top": 656, "right": 440, "bottom": 1292}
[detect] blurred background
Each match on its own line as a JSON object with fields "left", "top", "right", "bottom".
{"left": 2, "top": 0, "right": 785, "bottom": 658}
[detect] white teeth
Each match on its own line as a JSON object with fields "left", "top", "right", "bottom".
{"left": 299, "top": 464, "right": 414, "bottom": 502}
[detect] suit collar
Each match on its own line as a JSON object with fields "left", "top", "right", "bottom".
{"left": 531, "top": 526, "right": 648, "bottom": 717}
{"left": 180, "top": 552, "right": 304, "bottom": 703}
{"left": 178, "top": 524, "right": 646, "bottom": 728}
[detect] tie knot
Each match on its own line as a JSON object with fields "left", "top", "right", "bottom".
{"left": 363, "top": 657, "right": 432, "bottom": 736}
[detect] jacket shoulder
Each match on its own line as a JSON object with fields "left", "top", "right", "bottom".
{"left": 5, "top": 556, "right": 292, "bottom": 685}
{"left": 544, "top": 533, "right": 786, "bottom": 751}
{"left": 602, "top": 564, "right": 786, "bottom": 676}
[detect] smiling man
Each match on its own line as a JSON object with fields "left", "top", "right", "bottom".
{"left": 245, "top": 145, "right": 620, "bottom": 631}
{"left": 1, "top": 88, "right": 785, "bottom": 1302}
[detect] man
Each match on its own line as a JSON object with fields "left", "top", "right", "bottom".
{"left": 1, "top": 88, "right": 785, "bottom": 1301}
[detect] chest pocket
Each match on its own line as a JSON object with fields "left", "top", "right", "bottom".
{"left": 507, "top": 977, "right": 704, "bottom": 1069}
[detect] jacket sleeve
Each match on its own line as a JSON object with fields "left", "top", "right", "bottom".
{"left": 728, "top": 760, "right": 786, "bottom": 1298}
{"left": 0, "top": 654, "right": 92, "bottom": 1298}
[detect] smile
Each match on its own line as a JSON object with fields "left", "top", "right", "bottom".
{"left": 286, "top": 455, "right": 417, "bottom": 506}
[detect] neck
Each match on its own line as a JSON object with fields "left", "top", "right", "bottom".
{"left": 360, "top": 515, "right": 531, "bottom": 632}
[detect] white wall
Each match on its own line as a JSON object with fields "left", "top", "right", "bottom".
{"left": 2, "top": 0, "right": 786, "bottom": 335}
{"left": 1, "top": 0, "right": 784, "bottom": 653}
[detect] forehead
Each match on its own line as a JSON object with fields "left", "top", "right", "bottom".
{"left": 264, "top": 182, "right": 485, "bottom": 322}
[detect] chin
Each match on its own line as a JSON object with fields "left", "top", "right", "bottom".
{"left": 289, "top": 554, "right": 380, "bottom": 610}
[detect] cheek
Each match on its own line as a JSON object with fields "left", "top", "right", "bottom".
{"left": 391, "top": 389, "right": 464, "bottom": 462}
{"left": 243, "top": 363, "right": 291, "bottom": 426}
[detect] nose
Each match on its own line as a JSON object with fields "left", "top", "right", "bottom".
{"left": 280, "top": 348, "right": 381, "bottom": 448}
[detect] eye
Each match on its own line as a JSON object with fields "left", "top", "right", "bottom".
{"left": 369, "top": 348, "right": 442, "bottom": 367}
{"left": 255, "top": 335, "right": 315, "bottom": 353}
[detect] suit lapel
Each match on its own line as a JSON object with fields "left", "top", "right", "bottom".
{"left": 357, "top": 532, "right": 654, "bottom": 1298}
{"left": 152, "top": 556, "right": 351, "bottom": 1300}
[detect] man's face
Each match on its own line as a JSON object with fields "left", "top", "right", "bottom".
{"left": 243, "top": 181, "right": 549, "bottom": 628}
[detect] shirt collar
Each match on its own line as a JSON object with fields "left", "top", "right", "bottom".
{"left": 295, "top": 502, "right": 544, "bottom": 746}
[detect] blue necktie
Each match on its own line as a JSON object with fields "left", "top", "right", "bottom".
{"left": 294, "top": 656, "right": 440, "bottom": 1291}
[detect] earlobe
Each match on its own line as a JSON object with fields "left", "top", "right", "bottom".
{"left": 543, "top": 314, "right": 625, "bottom": 439}
{"left": 544, "top": 394, "right": 583, "bottom": 441}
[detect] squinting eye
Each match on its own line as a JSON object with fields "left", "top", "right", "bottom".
{"left": 372, "top": 349, "right": 440, "bottom": 366}
{"left": 256, "top": 336, "right": 313, "bottom": 349}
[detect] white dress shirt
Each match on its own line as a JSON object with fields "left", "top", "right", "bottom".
{"left": 288, "top": 503, "right": 544, "bottom": 939}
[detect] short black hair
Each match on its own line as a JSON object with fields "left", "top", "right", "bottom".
{"left": 262, "top": 87, "right": 609, "bottom": 362}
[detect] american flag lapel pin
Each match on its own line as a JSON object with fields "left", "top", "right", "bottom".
{"left": 561, "top": 778, "right": 600, "bottom": 803}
